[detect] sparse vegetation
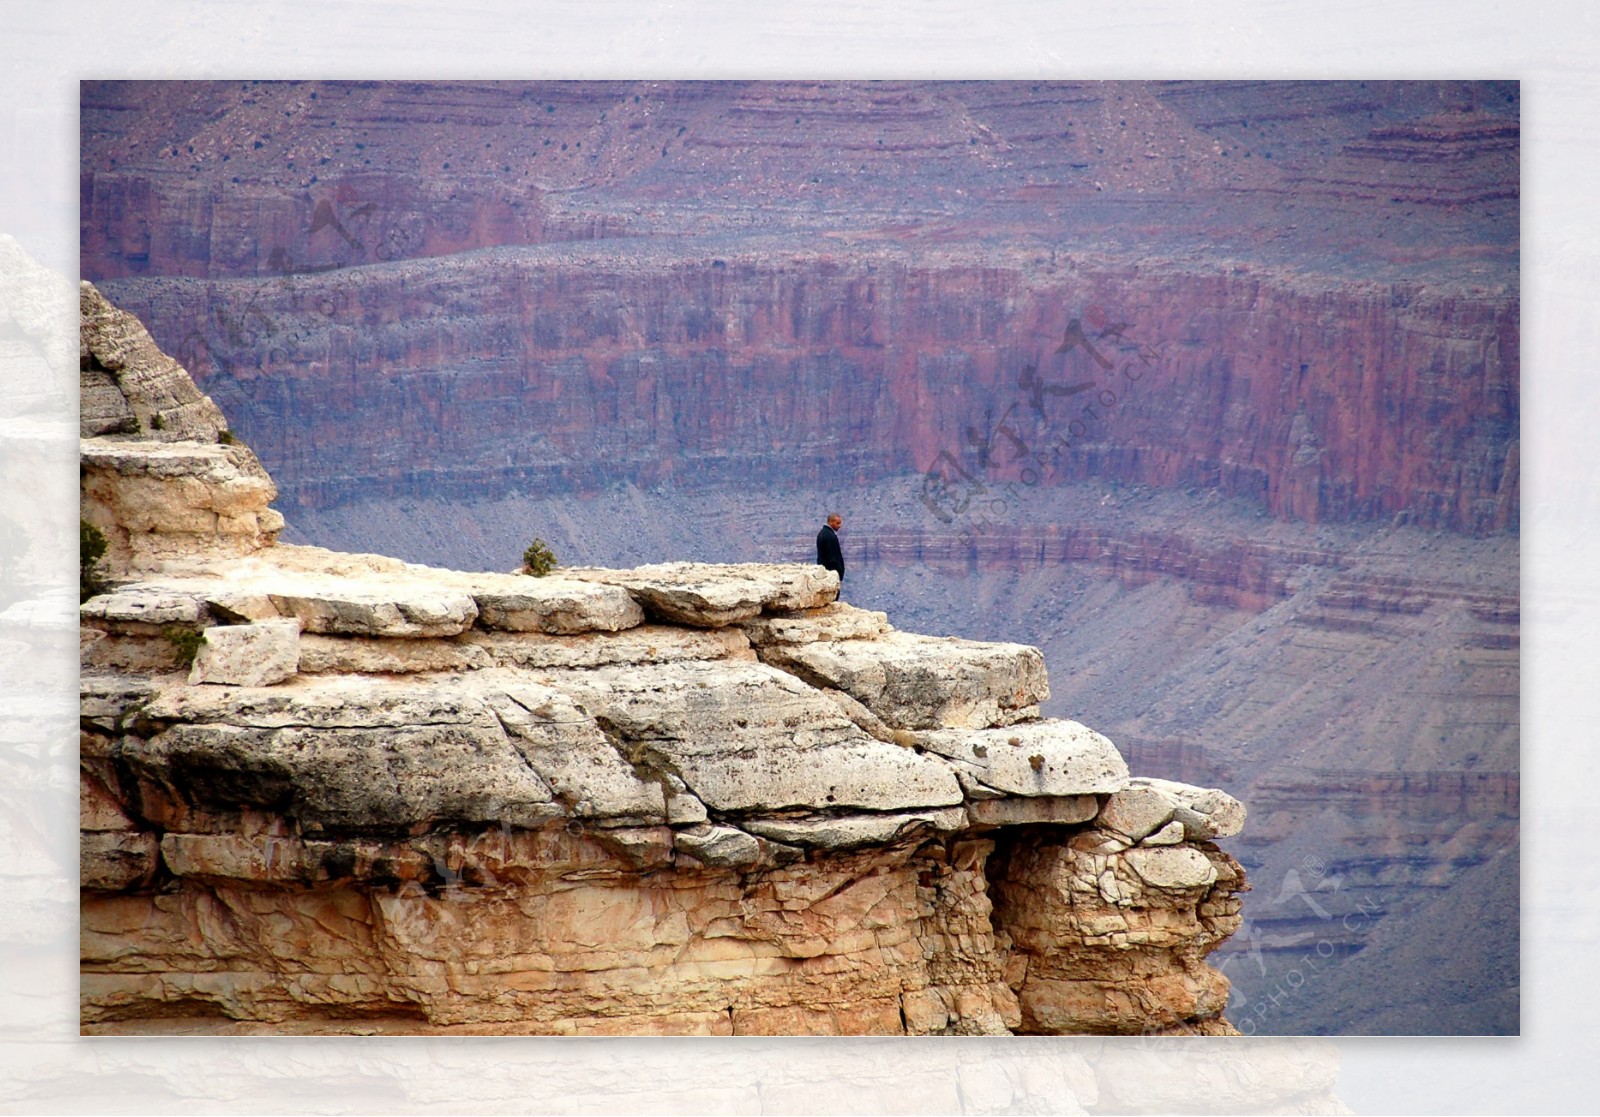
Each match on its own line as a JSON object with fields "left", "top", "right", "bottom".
{"left": 163, "top": 625, "right": 207, "bottom": 667}
{"left": 521, "top": 538, "right": 559, "bottom": 577}
{"left": 80, "top": 519, "right": 108, "bottom": 602}
{"left": 149, "top": 412, "right": 165, "bottom": 431}
{"left": 217, "top": 429, "right": 238, "bottom": 445}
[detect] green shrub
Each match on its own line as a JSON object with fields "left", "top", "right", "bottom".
{"left": 164, "top": 625, "right": 206, "bottom": 667}
{"left": 80, "top": 519, "right": 108, "bottom": 602}
{"left": 521, "top": 538, "right": 559, "bottom": 577}
{"left": 217, "top": 429, "right": 238, "bottom": 445}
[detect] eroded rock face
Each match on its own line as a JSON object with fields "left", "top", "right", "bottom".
{"left": 995, "top": 830, "right": 1246, "bottom": 1035}
{"left": 78, "top": 286, "right": 1248, "bottom": 1036}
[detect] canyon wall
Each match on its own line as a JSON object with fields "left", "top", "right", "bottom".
{"left": 83, "top": 80, "right": 1519, "bottom": 536}
{"left": 80, "top": 284, "right": 1251, "bottom": 1036}
{"left": 99, "top": 250, "right": 1518, "bottom": 535}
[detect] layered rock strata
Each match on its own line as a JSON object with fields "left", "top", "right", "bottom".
{"left": 79, "top": 285, "right": 1248, "bottom": 1035}
{"left": 82, "top": 82, "right": 1518, "bottom": 537}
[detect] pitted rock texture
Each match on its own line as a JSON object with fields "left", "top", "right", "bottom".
{"left": 79, "top": 289, "right": 1249, "bottom": 1035}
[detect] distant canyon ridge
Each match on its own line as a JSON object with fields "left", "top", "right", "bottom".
{"left": 82, "top": 80, "right": 1518, "bottom": 536}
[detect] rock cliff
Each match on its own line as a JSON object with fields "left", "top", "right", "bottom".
{"left": 79, "top": 285, "right": 1249, "bottom": 1035}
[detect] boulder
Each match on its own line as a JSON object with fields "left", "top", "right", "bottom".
{"left": 564, "top": 562, "right": 838, "bottom": 626}
{"left": 453, "top": 573, "right": 644, "bottom": 634}
{"left": 739, "top": 603, "right": 890, "bottom": 646}
{"left": 758, "top": 631, "right": 1048, "bottom": 730}
{"left": 1141, "top": 820, "right": 1187, "bottom": 846}
{"left": 188, "top": 620, "right": 301, "bottom": 687}
{"left": 1123, "top": 846, "right": 1219, "bottom": 890}
{"left": 1123, "top": 777, "right": 1247, "bottom": 840}
{"left": 1096, "top": 784, "right": 1178, "bottom": 843}
{"left": 918, "top": 720, "right": 1129, "bottom": 798}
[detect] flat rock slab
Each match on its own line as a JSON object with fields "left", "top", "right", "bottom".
{"left": 674, "top": 825, "right": 763, "bottom": 868}
{"left": 110, "top": 564, "right": 482, "bottom": 639}
{"left": 433, "top": 571, "right": 644, "bottom": 635}
{"left": 759, "top": 631, "right": 1049, "bottom": 730}
{"left": 298, "top": 634, "right": 493, "bottom": 675}
{"left": 742, "top": 808, "right": 966, "bottom": 849}
{"left": 80, "top": 830, "right": 159, "bottom": 891}
{"left": 465, "top": 625, "right": 750, "bottom": 671}
{"left": 564, "top": 563, "right": 838, "bottom": 627}
{"left": 966, "top": 795, "right": 1100, "bottom": 828}
{"left": 267, "top": 578, "right": 479, "bottom": 638}
{"left": 82, "top": 588, "right": 206, "bottom": 629}
{"left": 538, "top": 659, "right": 963, "bottom": 815}
{"left": 919, "top": 720, "right": 1129, "bottom": 798}
{"left": 739, "top": 603, "right": 890, "bottom": 646}
{"left": 81, "top": 673, "right": 160, "bottom": 732}
{"left": 130, "top": 677, "right": 563, "bottom": 832}
{"left": 80, "top": 440, "right": 278, "bottom": 525}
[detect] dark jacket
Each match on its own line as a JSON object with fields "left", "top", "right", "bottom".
{"left": 816, "top": 524, "right": 844, "bottom": 578}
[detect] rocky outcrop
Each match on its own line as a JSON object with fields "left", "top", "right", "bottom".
{"left": 79, "top": 285, "right": 1249, "bottom": 1035}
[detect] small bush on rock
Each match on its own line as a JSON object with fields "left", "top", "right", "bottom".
{"left": 80, "top": 519, "right": 108, "bottom": 602}
{"left": 163, "top": 625, "right": 207, "bottom": 667}
{"left": 522, "top": 538, "right": 559, "bottom": 577}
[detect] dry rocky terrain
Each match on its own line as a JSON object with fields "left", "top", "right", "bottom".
{"left": 81, "top": 284, "right": 1256, "bottom": 1037}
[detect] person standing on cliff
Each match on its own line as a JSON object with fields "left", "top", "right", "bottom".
{"left": 817, "top": 513, "right": 845, "bottom": 589}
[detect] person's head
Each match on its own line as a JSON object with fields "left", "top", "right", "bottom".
{"left": 827, "top": 513, "right": 842, "bottom": 531}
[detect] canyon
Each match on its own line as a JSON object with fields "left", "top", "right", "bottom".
{"left": 79, "top": 79, "right": 1519, "bottom": 1036}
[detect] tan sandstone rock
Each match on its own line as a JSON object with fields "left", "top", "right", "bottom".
{"left": 919, "top": 720, "right": 1129, "bottom": 797}
{"left": 757, "top": 630, "right": 1048, "bottom": 730}
{"left": 739, "top": 602, "right": 890, "bottom": 646}
{"left": 440, "top": 571, "right": 644, "bottom": 634}
{"left": 538, "top": 659, "right": 965, "bottom": 815}
{"left": 77, "top": 286, "right": 1251, "bottom": 1039}
{"left": 188, "top": 620, "right": 301, "bottom": 687}
{"left": 565, "top": 562, "right": 838, "bottom": 626}
{"left": 81, "top": 440, "right": 283, "bottom": 574}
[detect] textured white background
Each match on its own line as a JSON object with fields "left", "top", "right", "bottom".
{"left": 1, "top": 3, "right": 1592, "bottom": 1113}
